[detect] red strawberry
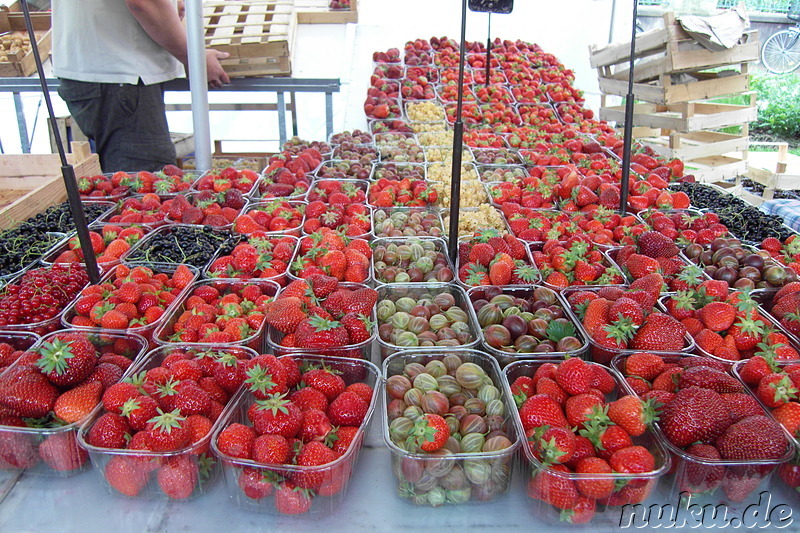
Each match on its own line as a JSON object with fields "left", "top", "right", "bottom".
{"left": 53, "top": 380, "right": 103, "bottom": 424}
{"left": 105, "top": 455, "right": 149, "bottom": 497}
{"left": 518, "top": 394, "right": 568, "bottom": 431}
{"left": 660, "top": 386, "right": 731, "bottom": 448}
{"left": 145, "top": 409, "right": 191, "bottom": 452}
{"left": 216, "top": 422, "right": 256, "bottom": 459}
{"left": 409, "top": 413, "right": 450, "bottom": 452}
{"left": 38, "top": 432, "right": 87, "bottom": 472}
{"left": 0, "top": 365, "right": 60, "bottom": 418}
{"left": 252, "top": 433, "right": 291, "bottom": 464}
{"left": 607, "top": 396, "right": 656, "bottom": 437}
{"left": 86, "top": 412, "right": 132, "bottom": 449}
{"left": 248, "top": 394, "right": 302, "bottom": 438}
{"left": 157, "top": 455, "right": 199, "bottom": 499}
{"left": 293, "top": 441, "right": 339, "bottom": 489}
{"left": 715, "top": 415, "right": 788, "bottom": 460}
{"left": 328, "top": 391, "right": 369, "bottom": 427}
{"left": 554, "top": 358, "right": 591, "bottom": 396}
{"left": 630, "top": 312, "right": 686, "bottom": 351}
{"left": 35, "top": 338, "right": 98, "bottom": 387}
{"left": 274, "top": 481, "right": 312, "bottom": 515}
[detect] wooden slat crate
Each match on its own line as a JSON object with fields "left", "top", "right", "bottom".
{"left": 203, "top": 0, "right": 295, "bottom": 77}
{"left": 637, "top": 130, "right": 750, "bottom": 161}
{"left": 293, "top": 0, "right": 359, "bottom": 24}
{"left": 684, "top": 154, "right": 748, "bottom": 183}
{"left": 745, "top": 143, "right": 800, "bottom": 200}
{"left": 599, "top": 95, "right": 757, "bottom": 132}
{"left": 0, "top": 142, "right": 101, "bottom": 230}
{"left": 0, "top": 2, "right": 50, "bottom": 31}
{"left": 591, "top": 12, "right": 757, "bottom": 105}
{"left": 0, "top": 4, "right": 51, "bottom": 77}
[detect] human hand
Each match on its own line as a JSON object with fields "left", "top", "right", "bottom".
{"left": 206, "top": 49, "right": 231, "bottom": 88}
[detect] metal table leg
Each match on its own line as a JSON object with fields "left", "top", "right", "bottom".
{"left": 277, "top": 91, "right": 287, "bottom": 147}
{"left": 12, "top": 91, "right": 30, "bottom": 153}
{"left": 290, "top": 91, "right": 298, "bottom": 137}
{"left": 325, "top": 91, "right": 333, "bottom": 140}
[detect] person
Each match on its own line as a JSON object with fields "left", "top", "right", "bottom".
{"left": 52, "top": 0, "right": 230, "bottom": 172}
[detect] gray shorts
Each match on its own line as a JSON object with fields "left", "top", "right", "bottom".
{"left": 57, "top": 78, "right": 176, "bottom": 173}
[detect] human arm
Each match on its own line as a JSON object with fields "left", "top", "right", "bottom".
{"left": 125, "top": 0, "right": 230, "bottom": 87}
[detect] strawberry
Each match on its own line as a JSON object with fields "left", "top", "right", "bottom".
{"left": 293, "top": 440, "right": 339, "bottom": 489}
{"left": 0, "top": 365, "right": 60, "bottom": 418}
{"left": 105, "top": 455, "right": 149, "bottom": 497}
{"left": 157, "top": 455, "right": 199, "bottom": 499}
{"left": 637, "top": 230, "right": 678, "bottom": 258}
{"left": 698, "top": 301, "right": 736, "bottom": 332}
{"left": 772, "top": 401, "right": 800, "bottom": 437}
{"left": 303, "top": 368, "right": 346, "bottom": 401}
{"left": 564, "top": 393, "right": 603, "bottom": 429}
{"left": 756, "top": 373, "right": 798, "bottom": 408}
{"left": 630, "top": 312, "right": 686, "bottom": 351}
{"left": 340, "top": 313, "right": 374, "bottom": 344}
{"left": 38, "top": 432, "right": 87, "bottom": 471}
{"left": 624, "top": 254, "right": 660, "bottom": 279}
{"left": 252, "top": 433, "right": 291, "bottom": 463}
{"left": 248, "top": 394, "right": 302, "bottom": 438}
{"left": 518, "top": 394, "right": 568, "bottom": 431}
{"left": 716, "top": 415, "right": 788, "bottom": 460}
{"left": 607, "top": 395, "right": 656, "bottom": 437}
{"left": 677, "top": 366, "right": 742, "bottom": 394}
{"left": 609, "top": 445, "right": 655, "bottom": 476}
{"left": 295, "top": 316, "right": 350, "bottom": 349}
{"left": 681, "top": 443, "right": 724, "bottom": 493}
{"left": 528, "top": 464, "right": 579, "bottom": 510}
{"left": 574, "top": 457, "right": 614, "bottom": 499}
{"left": 121, "top": 395, "right": 161, "bottom": 431}
{"left": 35, "top": 338, "right": 98, "bottom": 387}
{"left": 216, "top": 422, "right": 256, "bottom": 459}
{"left": 660, "top": 386, "right": 731, "bottom": 448}
{"left": 328, "top": 391, "right": 369, "bottom": 427}
{"left": 237, "top": 467, "right": 276, "bottom": 499}
{"left": 53, "top": 380, "right": 103, "bottom": 424}
{"left": 409, "top": 413, "right": 450, "bottom": 452}
{"left": 86, "top": 412, "right": 131, "bottom": 449}
{"left": 274, "top": 481, "right": 312, "bottom": 515}
{"left": 554, "top": 358, "right": 591, "bottom": 396}
{"left": 623, "top": 352, "right": 665, "bottom": 381}
{"left": 263, "top": 297, "right": 308, "bottom": 334}
{"left": 145, "top": 409, "right": 191, "bottom": 452}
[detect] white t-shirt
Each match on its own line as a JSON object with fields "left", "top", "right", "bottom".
{"left": 52, "top": 0, "right": 185, "bottom": 85}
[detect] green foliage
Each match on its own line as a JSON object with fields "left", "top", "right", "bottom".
{"left": 638, "top": 0, "right": 792, "bottom": 13}
{"left": 751, "top": 73, "right": 800, "bottom": 138}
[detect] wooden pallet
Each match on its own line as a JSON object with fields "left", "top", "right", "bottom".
{"left": 203, "top": 0, "right": 295, "bottom": 77}
{"left": 637, "top": 130, "right": 750, "bottom": 161}
{"left": 0, "top": 5, "right": 51, "bottom": 77}
{"left": 0, "top": 142, "right": 101, "bottom": 230}
{"left": 293, "top": 0, "right": 358, "bottom": 23}
{"left": 599, "top": 95, "right": 757, "bottom": 132}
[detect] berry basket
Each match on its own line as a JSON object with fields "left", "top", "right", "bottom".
{"left": 266, "top": 282, "right": 377, "bottom": 360}
{"left": 0, "top": 263, "right": 90, "bottom": 336}
{"left": 0, "top": 330, "right": 41, "bottom": 373}
{"left": 382, "top": 348, "right": 520, "bottom": 506}
{"left": 375, "top": 283, "right": 480, "bottom": 360}
{"left": 612, "top": 352, "right": 795, "bottom": 508}
{"left": 38, "top": 229, "right": 137, "bottom": 273}
{"left": 234, "top": 199, "right": 307, "bottom": 237}
{"left": 467, "top": 285, "right": 588, "bottom": 367}
{"left": 60, "top": 262, "right": 200, "bottom": 347}
{"left": 123, "top": 225, "right": 235, "bottom": 270}
{"left": 0, "top": 328, "right": 148, "bottom": 477}
{"left": 504, "top": 358, "right": 671, "bottom": 526}
{"left": 213, "top": 354, "right": 381, "bottom": 516}
{"left": 371, "top": 237, "right": 454, "bottom": 286}
{"left": 369, "top": 161, "right": 427, "bottom": 182}
{"left": 202, "top": 233, "right": 299, "bottom": 287}
{"left": 314, "top": 159, "right": 374, "bottom": 181}
{"left": 371, "top": 206, "right": 445, "bottom": 239}
{"left": 77, "top": 344, "right": 258, "bottom": 499}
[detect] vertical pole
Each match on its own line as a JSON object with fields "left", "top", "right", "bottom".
{"left": 485, "top": 13, "right": 492, "bottom": 86}
{"left": 277, "top": 92, "right": 287, "bottom": 147}
{"left": 448, "top": 0, "right": 469, "bottom": 266}
{"left": 185, "top": 0, "right": 212, "bottom": 171}
{"left": 13, "top": 92, "right": 30, "bottom": 153}
{"left": 619, "top": 0, "right": 639, "bottom": 216}
{"left": 325, "top": 91, "right": 334, "bottom": 140}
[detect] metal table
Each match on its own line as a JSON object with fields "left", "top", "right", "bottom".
{"left": 0, "top": 77, "right": 341, "bottom": 153}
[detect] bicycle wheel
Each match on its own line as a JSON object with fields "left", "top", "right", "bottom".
{"left": 761, "top": 29, "right": 800, "bottom": 74}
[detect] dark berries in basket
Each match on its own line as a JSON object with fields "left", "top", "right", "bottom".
{"left": 125, "top": 226, "right": 233, "bottom": 268}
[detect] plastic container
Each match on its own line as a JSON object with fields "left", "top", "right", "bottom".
{"left": 266, "top": 282, "right": 377, "bottom": 359}
{"left": 152, "top": 278, "right": 280, "bottom": 351}
{"left": 466, "top": 285, "right": 588, "bottom": 367}
{"left": 77, "top": 344, "right": 257, "bottom": 498}
{"left": 372, "top": 237, "right": 454, "bottom": 286}
{"left": 369, "top": 162, "right": 427, "bottom": 182}
{"left": 403, "top": 100, "right": 445, "bottom": 123}
{"left": 313, "top": 159, "right": 374, "bottom": 181}
{"left": 235, "top": 199, "right": 307, "bottom": 237}
{"left": 561, "top": 289, "right": 695, "bottom": 365}
{"left": 161, "top": 192, "right": 247, "bottom": 230}
{"left": 286, "top": 243, "right": 375, "bottom": 287}
{"left": 124, "top": 225, "right": 234, "bottom": 269}
{"left": 0, "top": 330, "right": 41, "bottom": 371}
{"left": 529, "top": 242, "right": 627, "bottom": 293}
{"left": 475, "top": 164, "right": 529, "bottom": 183}
{"left": 382, "top": 348, "right": 520, "bottom": 505}
{"left": 613, "top": 352, "right": 795, "bottom": 507}
{"left": 0, "top": 328, "right": 148, "bottom": 477}
{"left": 375, "top": 283, "right": 480, "bottom": 360}
{"left": 368, "top": 118, "right": 417, "bottom": 136}
{"left": 469, "top": 147, "right": 521, "bottom": 167}
{"left": 328, "top": 130, "right": 374, "bottom": 146}
{"left": 332, "top": 143, "right": 380, "bottom": 164}
{"left": 61, "top": 262, "right": 200, "bottom": 346}
{"left": 505, "top": 358, "right": 671, "bottom": 525}
{"left": 39, "top": 229, "right": 135, "bottom": 272}
{"left": 454, "top": 235, "right": 538, "bottom": 290}
{"left": 202, "top": 233, "right": 299, "bottom": 286}
{"left": 213, "top": 354, "right": 381, "bottom": 516}
{"left": 371, "top": 207, "right": 446, "bottom": 239}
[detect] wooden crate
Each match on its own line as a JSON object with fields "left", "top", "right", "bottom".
{"left": 745, "top": 142, "right": 800, "bottom": 200}
{"left": 0, "top": 5, "right": 51, "bottom": 77}
{"left": 597, "top": 68, "right": 751, "bottom": 105}
{"left": 637, "top": 130, "right": 750, "bottom": 161}
{"left": 203, "top": 0, "right": 295, "bottom": 77}
{"left": 711, "top": 180, "right": 765, "bottom": 207}
{"left": 599, "top": 96, "right": 757, "bottom": 132}
{"left": 684, "top": 154, "right": 748, "bottom": 184}
{"left": 589, "top": 12, "right": 759, "bottom": 83}
{"left": 0, "top": 2, "right": 50, "bottom": 31}
{"left": 0, "top": 142, "right": 101, "bottom": 230}
{"left": 294, "top": 0, "right": 358, "bottom": 23}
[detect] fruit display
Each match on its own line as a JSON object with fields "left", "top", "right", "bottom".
{"left": 661, "top": 284, "right": 799, "bottom": 362}
{"left": 214, "top": 354, "right": 380, "bottom": 515}
{"left": 258, "top": 150, "right": 322, "bottom": 200}
{"left": 263, "top": 277, "right": 377, "bottom": 358}
{"left": 161, "top": 193, "right": 245, "bottom": 229}
{"left": 0, "top": 329, "right": 148, "bottom": 475}
{"left": 529, "top": 237, "right": 626, "bottom": 290}
{"left": 564, "top": 278, "right": 692, "bottom": 364}
{"left": 368, "top": 176, "right": 438, "bottom": 207}
{"left": 290, "top": 230, "right": 372, "bottom": 283}
{"left": 63, "top": 263, "right": 198, "bottom": 338}
{"left": 233, "top": 200, "right": 305, "bottom": 236}
{"left": 193, "top": 168, "right": 260, "bottom": 197}
{"left": 204, "top": 234, "right": 297, "bottom": 284}
{"left": 125, "top": 226, "right": 233, "bottom": 268}
{"left": 376, "top": 284, "right": 478, "bottom": 358}
{"left": 106, "top": 167, "right": 200, "bottom": 196}
{"left": 314, "top": 160, "right": 372, "bottom": 181}
{"left": 153, "top": 279, "right": 279, "bottom": 348}
{"left": 383, "top": 349, "right": 518, "bottom": 505}
{"left": 507, "top": 358, "right": 668, "bottom": 525}
{"left": 372, "top": 237, "right": 454, "bottom": 284}
{"left": 0, "top": 264, "right": 89, "bottom": 335}
{"left": 103, "top": 195, "right": 167, "bottom": 228}
{"left": 332, "top": 143, "right": 379, "bottom": 163}
{"left": 456, "top": 231, "right": 536, "bottom": 287}
{"left": 77, "top": 174, "right": 130, "bottom": 200}
{"left": 78, "top": 345, "right": 257, "bottom": 498}
{"left": 372, "top": 207, "right": 445, "bottom": 239}
{"left": 0, "top": 331, "right": 41, "bottom": 375}
{"left": 43, "top": 226, "right": 146, "bottom": 268}
{"left": 614, "top": 352, "right": 793, "bottom": 504}
{"left": 468, "top": 286, "right": 585, "bottom": 364}
{"left": 330, "top": 130, "right": 373, "bottom": 145}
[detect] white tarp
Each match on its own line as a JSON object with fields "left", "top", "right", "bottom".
{"left": 677, "top": 3, "right": 750, "bottom": 51}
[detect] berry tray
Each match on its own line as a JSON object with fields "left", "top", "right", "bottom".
{"left": 0, "top": 328, "right": 148, "bottom": 477}
{"left": 376, "top": 283, "right": 480, "bottom": 360}
{"left": 77, "top": 344, "right": 258, "bottom": 499}
{"left": 504, "top": 358, "right": 671, "bottom": 526}
{"left": 371, "top": 237, "right": 454, "bottom": 286}
{"left": 213, "top": 354, "right": 381, "bottom": 517}
{"left": 152, "top": 278, "right": 280, "bottom": 352}
{"left": 382, "top": 348, "right": 520, "bottom": 506}
{"left": 370, "top": 207, "right": 445, "bottom": 240}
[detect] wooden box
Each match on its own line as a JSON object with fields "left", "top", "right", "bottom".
{"left": 0, "top": 142, "right": 101, "bottom": 230}
{"left": 684, "top": 154, "right": 748, "bottom": 183}
{"left": 599, "top": 97, "right": 757, "bottom": 132}
{"left": 745, "top": 142, "right": 800, "bottom": 200}
{"left": 203, "top": 0, "right": 295, "bottom": 77}
{"left": 637, "top": 130, "right": 750, "bottom": 161}
{"left": 0, "top": 3, "right": 51, "bottom": 77}
{"left": 294, "top": 0, "right": 359, "bottom": 24}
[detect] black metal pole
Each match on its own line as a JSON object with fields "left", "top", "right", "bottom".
{"left": 448, "top": 0, "right": 469, "bottom": 266}
{"left": 485, "top": 13, "right": 492, "bottom": 86}
{"left": 618, "top": 0, "right": 639, "bottom": 217}
{"left": 19, "top": 0, "right": 100, "bottom": 284}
